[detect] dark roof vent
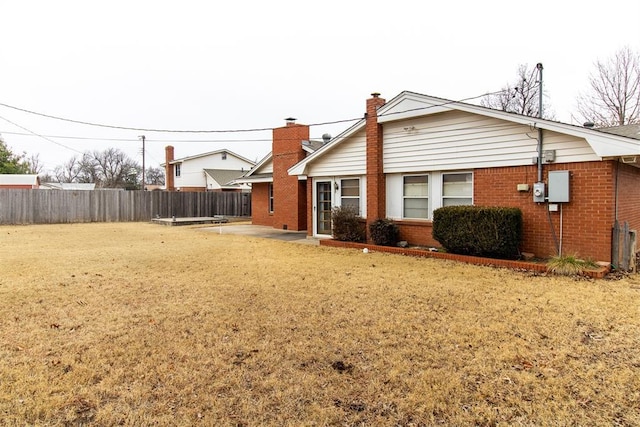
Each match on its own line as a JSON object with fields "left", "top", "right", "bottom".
{"left": 322, "top": 133, "right": 331, "bottom": 144}
{"left": 583, "top": 121, "right": 595, "bottom": 128}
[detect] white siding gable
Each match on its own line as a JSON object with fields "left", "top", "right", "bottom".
{"left": 255, "top": 157, "right": 273, "bottom": 174}
{"left": 174, "top": 151, "right": 254, "bottom": 188}
{"left": 306, "top": 129, "right": 367, "bottom": 177}
{"left": 378, "top": 93, "right": 452, "bottom": 123}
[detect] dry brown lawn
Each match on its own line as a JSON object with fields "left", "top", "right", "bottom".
{"left": 1, "top": 223, "right": 639, "bottom": 426}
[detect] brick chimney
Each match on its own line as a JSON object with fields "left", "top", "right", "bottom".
{"left": 165, "top": 145, "right": 175, "bottom": 191}
{"left": 366, "top": 92, "right": 386, "bottom": 233}
{"left": 272, "top": 118, "right": 309, "bottom": 231}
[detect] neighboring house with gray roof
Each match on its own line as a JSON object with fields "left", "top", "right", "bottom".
{"left": 161, "top": 147, "right": 254, "bottom": 192}
{"left": 204, "top": 169, "right": 251, "bottom": 192}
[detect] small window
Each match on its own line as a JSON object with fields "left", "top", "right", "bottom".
{"left": 340, "top": 178, "right": 360, "bottom": 214}
{"left": 268, "top": 183, "right": 274, "bottom": 213}
{"left": 221, "top": 152, "right": 227, "bottom": 160}
{"left": 403, "top": 175, "right": 429, "bottom": 219}
{"left": 442, "top": 173, "right": 473, "bottom": 207}
{"left": 175, "top": 163, "right": 181, "bottom": 177}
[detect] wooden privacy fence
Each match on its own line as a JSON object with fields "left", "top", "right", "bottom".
{"left": 612, "top": 220, "right": 637, "bottom": 272}
{"left": 0, "top": 190, "right": 251, "bottom": 224}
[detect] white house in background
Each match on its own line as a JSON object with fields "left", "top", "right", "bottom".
{"left": 162, "top": 146, "right": 255, "bottom": 192}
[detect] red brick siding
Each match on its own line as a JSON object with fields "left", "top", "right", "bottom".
{"left": 395, "top": 220, "right": 439, "bottom": 247}
{"left": 306, "top": 177, "right": 314, "bottom": 237}
{"left": 251, "top": 182, "right": 272, "bottom": 227}
{"left": 272, "top": 123, "right": 309, "bottom": 231}
{"left": 616, "top": 162, "right": 640, "bottom": 231}
{"left": 366, "top": 94, "right": 386, "bottom": 233}
{"left": 475, "top": 161, "right": 616, "bottom": 262}
{"left": 165, "top": 146, "right": 175, "bottom": 191}
{"left": 378, "top": 161, "right": 618, "bottom": 262}
{"left": 0, "top": 185, "right": 37, "bottom": 189}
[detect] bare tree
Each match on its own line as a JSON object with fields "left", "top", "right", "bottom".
{"left": 576, "top": 47, "right": 640, "bottom": 127}
{"left": 481, "top": 64, "right": 551, "bottom": 118}
{"left": 25, "top": 153, "right": 43, "bottom": 175}
{"left": 54, "top": 156, "right": 82, "bottom": 183}
{"left": 55, "top": 148, "right": 142, "bottom": 189}
{"left": 145, "top": 166, "right": 165, "bottom": 186}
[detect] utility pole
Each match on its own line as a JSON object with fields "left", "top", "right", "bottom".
{"left": 139, "top": 135, "right": 146, "bottom": 190}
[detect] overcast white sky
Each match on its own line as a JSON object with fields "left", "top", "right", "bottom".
{"left": 1, "top": 0, "right": 639, "bottom": 177}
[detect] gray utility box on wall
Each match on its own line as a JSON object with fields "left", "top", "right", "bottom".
{"left": 548, "top": 170, "right": 570, "bottom": 203}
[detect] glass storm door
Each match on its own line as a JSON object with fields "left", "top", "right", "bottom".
{"left": 316, "top": 182, "right": 332, "bottom": 235}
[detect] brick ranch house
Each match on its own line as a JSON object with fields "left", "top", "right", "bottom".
{"left": 242, "top": 91, "right": 640, "bottom": 263}
{"left": 236, "top": 118, "right": 326, "bottom": 230}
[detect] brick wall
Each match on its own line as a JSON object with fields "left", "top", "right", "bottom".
{"left": 475, "top": 161, "right": 616, "bottom": 262}
{"left": 165, "top": 146, "right": 175, "bottom": 191}
{"left": 0, "top": 185, "right": 37, "bottom": 189}
{"left": 251, "top": 182, "right": 272, "bottom": 226}
{"left": 616, "top": 162, "right": 640, "bottom": 231}
{"left": 383, "top": 161, "right": 619, "bottom": 262}
{"left": 306, "top": 177, "right": 314, "bottom": 237}
{"left": 272, "top": 121, "right": 309, "bottom": 231}
{"left": 366, "top": 93, "right": 387, "bottom": 238}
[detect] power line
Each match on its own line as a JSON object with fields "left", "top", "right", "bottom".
{"left": 0, "top": 88, "right": 513, "bottom": 135}
{"left": 0, "top": 115, "right": 84, "bottom": 155}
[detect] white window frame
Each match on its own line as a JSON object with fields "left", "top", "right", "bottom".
{"left": 442, "top": 172, "right": 473, "bottom": 207}
{"left": 340, "top": 178, "right": 361, "bottom": 215}
{"left": 402, "top": 174, "right": 430, "bottom": 219}
{"left": 175, "top": 163, "right": 181, "bottom": 177}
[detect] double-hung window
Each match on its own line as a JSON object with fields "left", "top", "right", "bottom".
{"left": 442, "top": 173, "right": 473, "bottom": 206}
{"left": 340, "top": 178, "right": 360, "bottom": 214}
{"left": 403, "top": 175, "right": 429, "bottom": 219}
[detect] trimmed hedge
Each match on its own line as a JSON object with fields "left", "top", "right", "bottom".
{"left": 331, "top": 206, "right": 365, "bottom": 242}
{"left": 368, "top": 218, "right": 400, "bottom": 247}
{"left": 432, "top": 206, "right": 523, "bottom": 259}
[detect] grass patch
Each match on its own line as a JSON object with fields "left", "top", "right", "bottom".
{"left": 547, "top": 254, "right": 601, "bottom": 276}
{"left": 1, "top": 223, "right": 639, "bottom": 425}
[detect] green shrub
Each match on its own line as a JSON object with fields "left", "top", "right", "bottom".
{"left": 331, "top": 206, "right": 365, "bottom": 242}
{"left": 432, "top": 206, "right": 523, "bottom": 259}
{"left": 369, "top": 218, "right": 400, "bottom": 246}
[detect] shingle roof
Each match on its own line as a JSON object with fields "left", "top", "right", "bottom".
{"left": 203, "top": 169, "right": 247, "bottom": 187}
{"left": 599, "top": 124, "right": 640, "bottom": 140}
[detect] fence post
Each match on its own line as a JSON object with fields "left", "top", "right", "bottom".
{"left": 612, "top": 220, "right": 620, "bottom": 269}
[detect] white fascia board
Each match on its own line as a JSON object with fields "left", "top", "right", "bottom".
{"left": 583, "top": 135, "right": 640, "bottom": 157}
{"left": 232, "top": 176, "right": 273, "bottom": 184}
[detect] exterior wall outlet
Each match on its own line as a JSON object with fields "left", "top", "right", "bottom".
{"left": 548, "top": 204, "right": 559, "bottom": 212}
{"left": 517, "top": 183, "right": 530, "bottom": 192}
